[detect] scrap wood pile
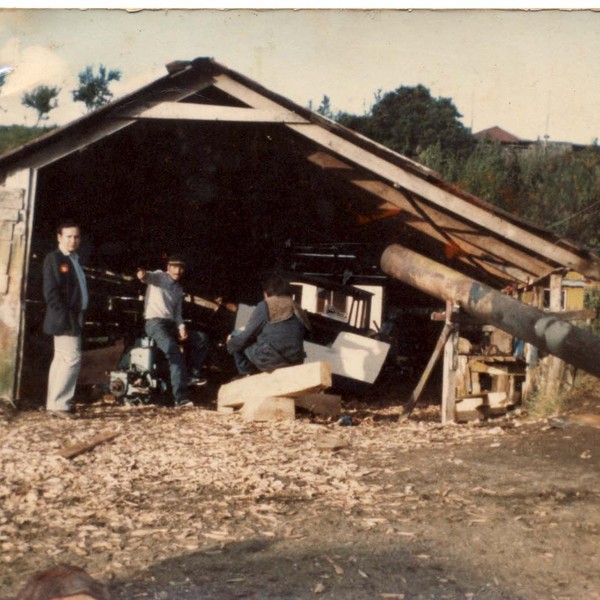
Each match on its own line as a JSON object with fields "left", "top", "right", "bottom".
{"left": 0, "top": 401, "right": 512, "bottom": 598}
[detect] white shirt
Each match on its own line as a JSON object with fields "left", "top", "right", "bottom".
{"left": 142, "top": 270, "right": 184, "bottom": 326}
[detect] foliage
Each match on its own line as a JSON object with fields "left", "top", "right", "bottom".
{"left": 21, "top": 85, "right": 61, "bottom": 126}
{"left": 71, "top": 64, "right": 121, "bottom": 112}
{"left": 417, "top": 141, "right": 600, "bottom": 253}
{"left": 0, "top": 125, "right": 52, "bottom": 156}
{"left": 584, "top": 286, "right": 600, "bottom": 334}
{"left": 316, "top": 95, "right": 334, "bottom": 119}
{"left": 347, "top": 84, "right": 474, "bottom": 158}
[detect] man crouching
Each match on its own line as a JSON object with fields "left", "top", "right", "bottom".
{"left": 226, "top": 274, "right": 308, "bottom": 376}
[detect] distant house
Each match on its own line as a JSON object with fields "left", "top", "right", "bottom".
{"left": 474, "top": 126, "right": 521, "bottom": 144}
{"left": 473, "top": 125, "right": 586, "bottom": 155}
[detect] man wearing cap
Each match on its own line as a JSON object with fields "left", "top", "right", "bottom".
{"left": 43, "top": 221, "right": 89, "bottom": 418}
{"left": 136, "top": 255, "right": 209, "bottom": 408}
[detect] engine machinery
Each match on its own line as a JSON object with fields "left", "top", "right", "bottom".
{"left": 109, "top": 337, "right": 168, "bottom": 405}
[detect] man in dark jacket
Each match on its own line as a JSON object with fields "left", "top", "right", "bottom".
{"left": 43, "top": 221, "right": 88, "bottom": 417}
{"left": 226, "top": 274, "right": 307, "bottom": 375}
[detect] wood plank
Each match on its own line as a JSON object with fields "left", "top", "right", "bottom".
{"left": 242, "top": 396, "right": 295, "bottom": 421}
{"left": 468, "top": 361, "right": 511, "bottom": 375}
{"left": 350, "top": 178, "right": 548, "bottom": 282}
{"left": 133, "top": 102, "right": 306, "bottom": 123}
{"left": 59, "top": 431, "right": 119, "bottom": 459}
{"left": 402, "top": 322, "right": 455, "bottom": 417}
{"left": 217, "top": 361, "right": 332, "bottom": 410}
{"left": 442, "top": 309, "right": 458, "bottom": 425}
{"left": 315, "top": 430, "right": 349, "bottom": 451}
{"left": 304, "top": 333, "right": 390, "bottom": 384}
{"left": 294, "top": 393, "right": 342, "bottom": 417}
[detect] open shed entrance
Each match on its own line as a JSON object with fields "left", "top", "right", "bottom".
{"left": 19, "top": 115, "right": 443, "bottom": 404}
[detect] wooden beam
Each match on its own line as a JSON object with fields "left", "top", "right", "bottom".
{"left": 242, "top": 396, "right": 296, "bottom": 421}
{"left": 217, "top": 361, "right": 332, "bottom": 410}
{"left": 304, "top": 151, "right": 550, "bottom": 282}
{"left": 130, "top": 102, "right": 307, "bottom": 123}
{"left": 304, "top": 333, "right": 390, "bottom": 384}
{"left": 352, "top": 179, "right": 548, "bottom": 283}
{"left": 287, "top": 123, "right": 600, "bottom": 279}
{"left": 402, "top": 320, "right": 456, "bottom": 417}
{"left": 3, "top": 74, "right": 217, "bottom": 173}
{"left": 442, "top": 302, "right": 459, "bottom": 424}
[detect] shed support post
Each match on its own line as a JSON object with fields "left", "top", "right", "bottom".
{"left": 442, "top": 301, "right": 458, "bottom": 424}
{"left": 540, "top": 274, "right": 571, "bottom": 400}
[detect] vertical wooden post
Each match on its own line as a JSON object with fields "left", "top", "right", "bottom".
{"left": 522, "top": 285, "right": 544, "bottom": 402}
{"left": 441, "top": 301, "right": 458, "bottom": 424}
{"left": 544, "top": 274, "right": 567, "bottom": 398}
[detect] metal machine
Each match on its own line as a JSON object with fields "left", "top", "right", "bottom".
{"left": 109, "top": 336, "right": 168, "bottom": 405}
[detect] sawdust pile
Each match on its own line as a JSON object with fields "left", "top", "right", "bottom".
{"left": 0, "top": 402, "right": 509, "bottom": 597}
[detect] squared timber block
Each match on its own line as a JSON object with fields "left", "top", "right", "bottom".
{"left": 294, "top": 393, "right": 341, "bottom": 417}
{"left": 242, "top": 396, "right": 295, "bottom": 421}
{"left": 304, "top": 332, "right": 390, "bottom": 384}
{"left": 217, "top": 361, "right": 332, "bottom": 410}
{"left": 455, "top": 396, "right": 484, "bottom": 422}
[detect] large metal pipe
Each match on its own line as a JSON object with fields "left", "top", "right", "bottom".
{"left": 381, "top": 244, "right": 600, "bottom": 378}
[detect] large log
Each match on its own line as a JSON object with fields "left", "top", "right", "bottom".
{"left": 380, "top": 244, "right": 600, "bottom": 378}
{"left": 217, "top": 361, "right": 332, "bottom": 410}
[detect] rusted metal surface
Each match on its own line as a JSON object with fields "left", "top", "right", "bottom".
{"left": 381, "top": 244, "right": 600, "bottom": 378}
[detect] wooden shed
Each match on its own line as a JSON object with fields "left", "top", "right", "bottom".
{"left": 1, "top": 57, "right": 599, "bottom": 406}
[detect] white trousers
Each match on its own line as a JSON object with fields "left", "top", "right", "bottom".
{"left": 46, "top": 334, "right": 82, "bottom": 411}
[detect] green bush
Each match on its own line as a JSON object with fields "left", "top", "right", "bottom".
{"left": 0, "top": 125, "right": 53, "bottom": 156}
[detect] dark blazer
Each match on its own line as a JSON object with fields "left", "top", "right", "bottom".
{"left": 42, "top": 249, "right": 85, "bottom": 336}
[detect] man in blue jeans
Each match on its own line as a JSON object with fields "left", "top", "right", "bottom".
{"left": 137, "top": 255, "right": 209, "bottom": 408}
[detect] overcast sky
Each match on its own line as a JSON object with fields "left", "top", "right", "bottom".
{"left": 1, "top": 8, "right": 600, "bottom": 144}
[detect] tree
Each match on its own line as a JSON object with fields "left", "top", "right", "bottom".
{"left": 71, "top": 64, "right": 121, "bottom": 112}
{"left": 345, "top": 84, "right": 474, "bottom": 158}
{"left": 316, "top": 95, "right": 334, "bottom": 119}
{"left": 0, "top": 66, "right": 14, "bottom": 112}
{"left": 21, "top": 85, "right": 61, "bottom": 126}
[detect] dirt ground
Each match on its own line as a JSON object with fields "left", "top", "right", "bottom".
{"left": 1, "top": 372, "right": 600, "bottom": 600}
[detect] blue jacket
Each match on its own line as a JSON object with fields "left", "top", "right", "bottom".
{"left": 227, "top": 296, "right": 306, "bottom": 372}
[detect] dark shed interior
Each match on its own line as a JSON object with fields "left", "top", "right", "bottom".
{"left": 21, "top": 112, "right": 444, "bottom": 402}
